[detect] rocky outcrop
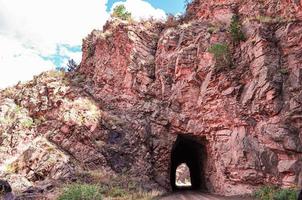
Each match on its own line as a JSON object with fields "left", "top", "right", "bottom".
{"left": 186, "top": 0, "right": 302, "bottom": 22}
{"left": 1, "top": 0, "right": 302, "bottom": 197}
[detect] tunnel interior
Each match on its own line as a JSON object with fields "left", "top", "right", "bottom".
{"left": 170, "top": 135, "right": 206, "bottom": 191}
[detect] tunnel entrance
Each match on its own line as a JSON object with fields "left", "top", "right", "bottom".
{"left": 170, "top": 135, "right": 206, "bottom": 191}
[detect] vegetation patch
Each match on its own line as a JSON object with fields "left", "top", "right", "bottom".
{"left": 207, "top": 26, "right": 219, "bottom": 34}
{"left": 57, "top": 182, "right": 159, "bottom": 200}
{"left": 279, "top": 68, "right": 289, "bottom": 75}
{"left": 70, "top": 171, "right": 161, "bottom": 200}
{"left": 112, "top": 5, "right": 132, "bottom": 21}
{"left": 98, "top": 184, "right": 158, "bottom": 200}
{"left": 58, "top": 184, "right": 103, "bottom": 200}
{"left": 20, "top": 118, "right": 34, "bottom": 128}
{"left": 208, "top": 43, "right": 232, "bottom": 70}
{"left": 253, "top": 186, "right": 299, "bottom": 200}
{"left": 0, "top": 102, "right": 34, "bottom": 129}
{"left": 229, "top": 15, "right": 245, "bottom": 43}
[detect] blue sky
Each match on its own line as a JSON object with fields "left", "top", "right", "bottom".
{"left": 107, "top": 0, "right": 188, "bottom": 14}
{"left": 43, "top": 45, "right": 82, "bottom": 70}
{"left": 0, "top": 0, "right": 188, "bottom": 88}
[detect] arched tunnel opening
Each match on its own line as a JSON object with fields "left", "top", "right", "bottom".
{"left": 170, "top": 135, "right": 207, "bottom": 191}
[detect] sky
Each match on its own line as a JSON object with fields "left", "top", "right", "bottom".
{"left": 107, "top": 0, "right": 187, "bottom": 15}
{"left": 0, "top": 0, "right": 188, "bottom": 89}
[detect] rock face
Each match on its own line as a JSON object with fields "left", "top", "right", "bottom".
{"left": 1, "top": 0, "right": 302, "bottom": 197}
{"left": 186, "top": 0, "right": 302, "bottom": 21}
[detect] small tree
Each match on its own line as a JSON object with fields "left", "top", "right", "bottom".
{"left": 67, "top": 59, "right": 78, "bottom": 72}
{"left": 112, "top": 5, "right": 132, "bottom": 21}
{"left": 229, "top": 15, "right": 245, "bottom": 44}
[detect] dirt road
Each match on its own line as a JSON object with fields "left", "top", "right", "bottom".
{"left": 158, "top": 191, "right": 254, "bottom": 200}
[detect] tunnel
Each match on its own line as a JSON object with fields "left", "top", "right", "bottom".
{"left": 170, "top": 135, "right": 206, "bottom": 191}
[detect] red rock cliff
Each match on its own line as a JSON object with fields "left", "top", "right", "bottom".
{"left": 1, "top": 0, "right": 302, "bottom": 197}
{"left": 78, "top": 0, "right": 302, "bottom": 194}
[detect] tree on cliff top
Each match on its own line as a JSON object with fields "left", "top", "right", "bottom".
{"left": 112, "top": 5, "right": 132, "bottom": 21}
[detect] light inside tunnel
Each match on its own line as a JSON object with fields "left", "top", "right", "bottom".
{"left": 175, "top": 163, "right": 192, "bottom": 187}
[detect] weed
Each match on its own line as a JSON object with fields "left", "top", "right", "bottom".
{"left": 274, "top": 188, "right": 298, "bottom": 200}
{"left": 57, "top": 179, "right": 161, "bottom": 200}
{"left": 58, "top": 184, "right": 103, "bottom": 200}
{"left": 253, "top": 186, "right": 299, "bottom": 200}
{"left": 208, "top": 43, "right": 229, "bottom": 59}
{"left": 254, "top": 186, "right": 276, "bottom": 200}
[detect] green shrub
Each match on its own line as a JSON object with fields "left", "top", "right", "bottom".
{"left": 112, "top": 5, "right": 132, "bottom": 21}
{"left": 274, "top": 188, "right": 298, "bottom": 200}
{"left": 253, "top": 186, "right": 298, "bottom": 200}
{"left": 208, "top": 43, "right": 232, "bottom": 70}
{"left": 229, "top": 15, "right": 245, "bottom": 43}
{"left": 207, "top": 26, "right": 219, "bottom": 34}
{"left": 208, "top": 43, "right": 229, "bottom": 56}
{"left": 58, "top": 184, "right": 103, "bottom": 200}
{"left": 254, "top": 186, "right": 276, "bottom": 200}
{"left": 20, "top": 118, "right": 34, "bottom": 128}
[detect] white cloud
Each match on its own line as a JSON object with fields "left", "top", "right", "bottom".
{"left": 0, "top": 0, "right": 110, "bottom": 88}
{"left": 111, "top": 0, "right": 166, "bottom": 21}
{"left": 0, "top": 0, "right": 109, "bottom": 55}
{"left": 0, "top": 35, "right": 56, "bottom": 88}
{"left": 59, "top": 47, "right": 82, "bottom": 64}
